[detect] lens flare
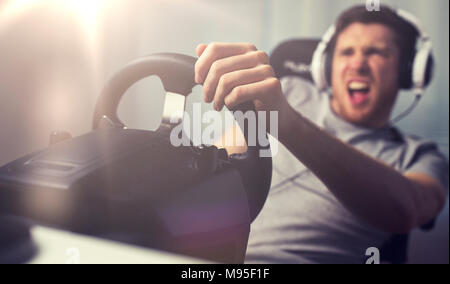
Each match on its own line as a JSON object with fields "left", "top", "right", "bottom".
{"left": 0, "top": 0, "right": 40, "bottom": 29}
{"left": 1, "top": 0, "right": 108, "bottom": 138}
{"left": 1, "top": 0, "right": 106, "bottom": 40}
{"left": 63, "top": 0, "right": 106, "bottom": 43}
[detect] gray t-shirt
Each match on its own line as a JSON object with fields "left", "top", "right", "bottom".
{"left": 245, "top": 77, "right": 449, "bottom": 264}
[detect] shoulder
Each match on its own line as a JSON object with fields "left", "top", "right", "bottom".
{"left": 399, "top": 132, "right": 444, "bottom": 161}
{"left": 280, "top": 76, "right": 318, "bottom": 101}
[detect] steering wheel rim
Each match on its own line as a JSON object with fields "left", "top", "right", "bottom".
{"left": 92, "top": 52, "right": 272, "bottom": 221}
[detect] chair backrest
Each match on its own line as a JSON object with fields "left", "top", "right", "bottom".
{"left": 269, "top": 38, "right": 436, "bottom": 264}
{"left": 269, "top": 38, "right": 319, "bottom": 83}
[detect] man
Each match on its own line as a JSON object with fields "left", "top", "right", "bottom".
{"left": 194, "top": 5, "right": 448, "bottom": 263}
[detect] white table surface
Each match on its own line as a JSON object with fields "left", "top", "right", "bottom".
{"left": 28, "top": 226, "right": 209, "bottom": 264}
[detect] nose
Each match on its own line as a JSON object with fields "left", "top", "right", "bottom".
{"left": 349, "top": 52, "right": 369, "bottom": 74}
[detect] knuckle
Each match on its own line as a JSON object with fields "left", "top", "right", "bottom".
{"left": 266, "top": 77, "right": 281, "bottom": 90}
{"left": 218, "top": 74, "right": 229, "bottom": 90}
{"left": 216, "top": 77, "right": 226, "bottom": 97}
{"left": 210, "top": 61, "right": 221, "bottom": 77}
{"left": 255, "top": 50, "right": 269, "bottom": 63}
{"left": 246, "top": 43, "right": 257, "bottom": 52}
{"left": 203, "top": 83, "right": 212, "bottom": 97}
{"left": 209, "top": 42, "right": 219, "bottom": 52}
{"left": 261, "top": 64, "right": 274, "bottom": 76}
{"left": 233, "top": 86, "right": 244, "bottom": 99}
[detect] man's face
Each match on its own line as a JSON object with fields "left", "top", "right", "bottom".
{"left": 331, "top": 23, "right": 401, "bottom": 128}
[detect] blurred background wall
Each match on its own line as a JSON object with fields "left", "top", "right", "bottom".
{"left": 0, "top": 0, "right": 448, "bottom": 263}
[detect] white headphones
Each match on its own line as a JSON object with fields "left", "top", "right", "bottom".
{"left": 311, "top": 8, "right": 433, "bottom": 96}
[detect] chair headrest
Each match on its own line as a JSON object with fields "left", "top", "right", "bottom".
{"left": 269, "top": 39, "right": 320, "bottom": 82}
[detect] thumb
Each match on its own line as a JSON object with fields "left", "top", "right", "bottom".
{"left": 196, "top": 43, "right": 208, "bottom": 57}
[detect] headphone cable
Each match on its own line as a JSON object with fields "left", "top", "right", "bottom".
{"left": 390, "top": 93, "right": 422, "bottom": 125}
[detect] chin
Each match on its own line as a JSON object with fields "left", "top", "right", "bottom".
{"left": 332, "top": 93, "right": 385, "bottom": 128}
{"left": 341, "top": 107, "right": 375, "bottom": 127}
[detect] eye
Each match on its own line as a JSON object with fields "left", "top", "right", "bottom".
{"left": 365, "top": 47, "right": 389, "bottom": 57}
{"left": 339, "top": 48, "right": 354, "bottom": 56}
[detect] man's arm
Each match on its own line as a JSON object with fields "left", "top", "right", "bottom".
{"left": 279, "top": 105, "right": 446, "bottom": 233}
{"left": 195, "top": 42, "right": 447, "bottom": 234}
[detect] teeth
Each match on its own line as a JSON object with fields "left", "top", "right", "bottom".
{"left": 348, "top": 81, "right": 369, "bottom": 90}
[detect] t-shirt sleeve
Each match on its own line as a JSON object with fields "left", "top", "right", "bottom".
{"left": 403, "top": 141, "right": 449, "bottom": 191}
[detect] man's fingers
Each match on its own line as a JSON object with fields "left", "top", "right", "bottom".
{"left": 224, "top": 78, "right": 281, "bottom": 110}
{"left": 196, "top": 44, "right": 208, "bottom": 57}
{"left": 195, "top": 42, "right": 257, "bottom": 84}
{"left": 202, "top": 50, "right": 269, "bottom": 103}
{"left": 194, "top": 42, "right": 282, "bottom": 114}
{"left": 214, "top": 64, "right": 275, "bottom": 111}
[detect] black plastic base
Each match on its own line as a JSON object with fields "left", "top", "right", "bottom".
{"left": 0, "top": 216, "right": 36, "bottom": 264}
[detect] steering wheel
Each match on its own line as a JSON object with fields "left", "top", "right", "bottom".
{"left": 92, "top": 53, "right": 272, "bottom": 221}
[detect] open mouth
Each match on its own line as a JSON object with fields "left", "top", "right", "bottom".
{"left": 347, "top": 81, "right": 370, "bottom": 106}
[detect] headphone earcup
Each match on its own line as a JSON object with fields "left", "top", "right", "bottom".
{"left": 400, "top": 57, "right": 414, "bottom": 89}
{"left": 325, "top": 51, "right": 333, "bottom": 88}
{"left": 395, "top": 52, "right": 433, "bottom": 90}
{"left": 311, "top": 25, "right": 336, "bottom": 91}
{"left": 311, "top": 48, "right": 328, "bottom": 91}
{"left": 408, "top": 41, "right": 434, "bottom": 90}
{"left": 423, "top": 55, "right": 434, "bottom": 88}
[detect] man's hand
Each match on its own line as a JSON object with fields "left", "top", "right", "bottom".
{"left": 194, "top": 43, "right": 446, "bottom": 234}
{"left": 195, "top": 42, "right": 285, "bottom": 113}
